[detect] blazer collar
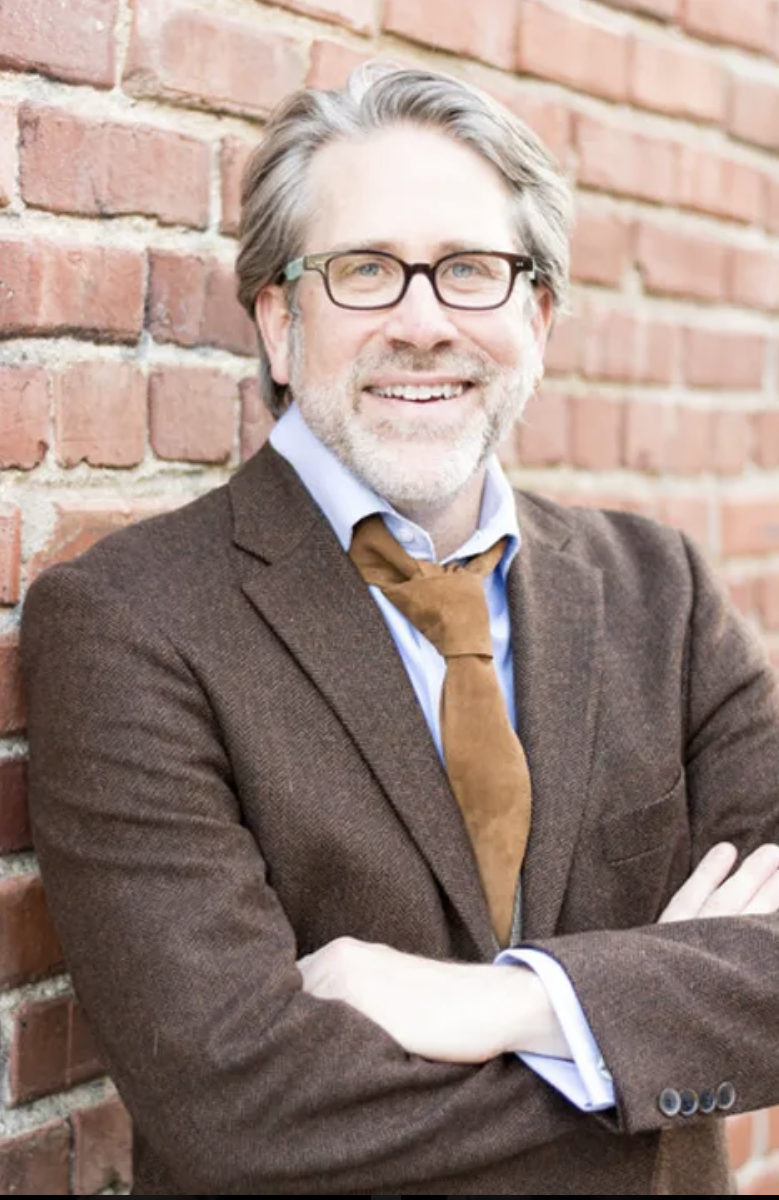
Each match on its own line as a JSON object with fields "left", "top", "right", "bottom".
{"left": 230, "top": 448, "right": 604, "bottom": 953}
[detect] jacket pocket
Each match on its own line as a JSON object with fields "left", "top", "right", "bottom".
{"left": 599, "top": 771, "right": 688, "bottom": 863}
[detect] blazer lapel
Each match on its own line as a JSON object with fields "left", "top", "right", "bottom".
{"left": 510, "top": 495, "right": 605, "bottom": 940}
{"left": 229, "top": 445, "right": 496, "bottom": 958}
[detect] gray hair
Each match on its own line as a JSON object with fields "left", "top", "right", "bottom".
{"left": 236, "top": 62, "right": 573, "bottom": 417}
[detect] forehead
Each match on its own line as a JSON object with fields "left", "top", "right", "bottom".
{"left": 302, "top": 124, "right": 517, "bottom": 255}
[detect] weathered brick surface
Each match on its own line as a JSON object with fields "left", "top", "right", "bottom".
{"left": 150, "top": 366, "right": 237, "bottom": 463}
{"left": 20, "top": 105, "right": 211, "bottom": 228}
{"left": 0, "top": 1119, "right": 70, "bottom": 1195}
{"left": 266, "top": 0, "right": 375, "bottom": 34}
{"left": 0, "top": 874, "right": 64, "bottom": 989}
{"left": 147, "top": 252, "right": 255, "bottom": 354}
{"left": 221, "top": 136, "right": 257, "bottom": 236}
{"left": 683, "top": 329, "right": 767, "bottom": 390}
{"left": 124, "top": 0, "right": 308, "bottom": 117}
{"left": 383, "top": 0, "right": 519, "bottom": 70}
{"left": 0, "top": 0, "right": 117, "bottom": 86}
{"left": 629, "top": 36, "right": 726, "bottom": 123}
{"left": 0, "top": 758, "right": 31, "bottom": 854}
{"left": 306, "top": 38, "right": 373, "bottom": 89}
{"left": 9, "top": 995, "right": 104, "bottom": 1106}
{"left": 516, "top": 0, "right": 629, "bottom": 101}
{"left": 683, "top": 0, "right": 776, "bottom": 53}
{"left": 0, "top": 505, "right": 22, "bottom": 605}
{"left": 0, "top": 238, "right": 144, "bottom": 341}
{"left": 0, "top": 103, "right": 17, "bottom": 208}
{"left": 0, "top": 636, "right": 25, "bottom": 736}
{"left": 72, "top": 1097, "right": 133, "bottom": 1196}
{"left": 54, "top": 362, "right": 147, "bottom": 468}
{"left": 575, "top": 114, "right": 677, "bottom": 205}
{"left": 570, "top": 206, "right": 632, "bottom": 287}
{"left": 0, "top": 367, "right": 50, "bottom": 469}
{"left": 635, "top": 222, "right": 729, "bottom": 302}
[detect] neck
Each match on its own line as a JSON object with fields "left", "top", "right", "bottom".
{"left": 394, "top": 470, "right": 486, "bottom": 561}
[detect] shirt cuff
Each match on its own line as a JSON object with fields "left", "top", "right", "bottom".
{"left": 496, "top": 947, "right": 615, "bottom": 1112}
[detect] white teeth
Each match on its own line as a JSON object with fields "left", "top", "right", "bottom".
{"left": 369, "top": 383, "right": 467, "bottom": 401}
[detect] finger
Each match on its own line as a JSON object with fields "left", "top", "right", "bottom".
{"left": 742, "top": 865, "right": 779, "bottom": 916}
{"left": 658, "top": 842, "right": 737, "bottom": 923}
{"left": 700, "top": 844, "right": 779, "bottom": 918}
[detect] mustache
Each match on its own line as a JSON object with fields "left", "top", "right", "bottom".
{"left": 353, "top": 350, "right": 494, "bottom": 385}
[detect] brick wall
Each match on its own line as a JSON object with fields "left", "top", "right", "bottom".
{"left": 1, "top": 0, "right": 778, "bottom": 1193}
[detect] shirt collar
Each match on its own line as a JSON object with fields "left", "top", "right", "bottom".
{"left": 269, "top": 401, "right": 520, "bottom": 572}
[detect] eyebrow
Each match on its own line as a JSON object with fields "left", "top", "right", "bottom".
{"left": 323, "top": 240, "right": 498, "bottom": 257}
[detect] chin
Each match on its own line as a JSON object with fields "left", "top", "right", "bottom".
{"left": 343, "top": 430, "right": 489, "bottom": 511}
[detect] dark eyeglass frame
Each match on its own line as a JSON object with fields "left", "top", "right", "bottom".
{"left": 279, "top": 249, "right": 537, "bottom": 311}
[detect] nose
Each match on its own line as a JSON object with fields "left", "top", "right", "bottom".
{"left": 381, "top": 272, "right": 459, "bottom": 351}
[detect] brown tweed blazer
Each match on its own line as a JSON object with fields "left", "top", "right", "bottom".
{"left": 21, "top": 443, "right": 779, "bottom": 1195}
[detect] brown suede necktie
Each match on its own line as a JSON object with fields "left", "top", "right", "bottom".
{"left": 350, "top": 513, "right": 531, "bottom": 946}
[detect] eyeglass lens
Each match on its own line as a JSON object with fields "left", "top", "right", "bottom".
{"left": 326, "top": 252, "right": 515, "bottom": 308}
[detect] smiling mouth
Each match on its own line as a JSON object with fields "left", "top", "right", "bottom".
{"left": 365, "top": 383, "right": 470, "bottom": 402}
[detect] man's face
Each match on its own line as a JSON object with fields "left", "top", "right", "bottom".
{"left": 257, "top": 124, "right": 551, "bottom": 512}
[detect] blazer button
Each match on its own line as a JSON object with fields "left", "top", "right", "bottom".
{"left": 658, "top": 1087, "right": 682, "bottom": 1117}
{"left": 698, "top": 1088, "right": 717, "bottom": 1114}
{"left": 679, "top": 1088, "right": 699, "bottom": 1117}
{"left": 717, "top": 1081, "right": 737, "bottom": 1112}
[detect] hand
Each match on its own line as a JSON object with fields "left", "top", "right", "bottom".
{"left": 659, "top": 842, "right": 779, "bottom": 923}
{"left": 297, "top": 937, "right": 568, "bottom": 1062}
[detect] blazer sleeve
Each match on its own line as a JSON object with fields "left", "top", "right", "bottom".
{"left": 527, "top": 531, "right": 779, "bottom": 1137}
{"left": 20, "top": 561, "right": 587, "bottom": 1196}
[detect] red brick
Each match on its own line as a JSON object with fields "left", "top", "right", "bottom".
{"left": 724, "top": 575, "right": 756, "bottom": 619}
{"left": 753, "top": 411, "right": 779, "bottom": 468}
{"left": 305, "top": 39, "right": 373, "bottom": 90}
{"left": 0, "top": 636, "right": 24, "bottom": 735}
{"left": 0, "top": 1119, "right": 70, "bottom": 1196}
{"left": 72, "top": 1097, "right": 133, "bottom": 1196}
{"left": 769, "top": 178, "right": 779, "bottom": 235}
{"left": 657, "top": 495, "right": 712, "bottom": 549}
{"left": 666, "top": 407, "right": 713, "bottom": 476}
{"left": 148, "top": 252, "right": 255, "bottom": 354}
{"left": 19, "top": 105, "right": 210, "bottom": 228}
{"left": 265, "top": 0, "right": 374, "bottom": 33}
{"left": 54, "top": 362, "right": 147, "bottom": 468}
{"left": 0, "top": 505, "right": 21, "bottom": 606}
{"left": 678, "top": 147, "right": 765, "bottom": 226}
{"left": 0, "top": 103, "right": 17, "bottom": 208}
{"left": 203, "top": 261, "right": 257, "bottom": 356}
{"left": 9, "top": 995, "right": 104, "bottom": 1106}
{"left": 726, "top": 1112, "right": 757, "bottom": 1171}
{"left": 636, "top": 222, "right": 728, "bottom": 302}
{"left": 516, "top": 387, "right": 569, "bottom": 466}
{"left": 623, "top": 400, "right": 667, "bottom": 473}
{"left": 729, "top": 248, "right": 779, "bottom": 312}
{"left": 0, "top": 874, "right": 64, "bottom": 989}
{"left": 26, "top": 497, "right": 178, "bottom": 581}
{"left": 600, "top": 0, "right": 678, "bottom": 17}
{"left": 757, "top": 572, "right": 779, "bottom": 630}
{"left": 741, "top": 1164, "right": 779, "bottom": 1194}
{"left": 629, "top": 36, "right": 726, "bottom": 123}
{"left": 0, "top": 238, "right": 144, "bottom": 342}
{"left": 729, "top": 76, "right": 779, "bottom": 153}
{"left": 570, "top": 394, "right": 622, "bottom": 470}
{"left": 516, "top": 1, "right": 628, "bottom": 102}
{"left": 684, "top": 329, "right": 766, "bottom": 390}
{"left": 721, "top": 498, "right": 779, "bottom": 556}
{"left": 575, "top": 114, "right": 677, "bottom": 205}
{"left": 712, "top": 410, "right": 751, "bottom": 475}
{"left": 150, "top": 367, "right": 236, "bottom": 463}
{"left": 220, "top": 136, "right": 256, "bottom": 237}
{"left": 581, "top": 307, "right": 675, "bottom": 385}
{"left": 0, "top": 367, "right": 50, "bottom": 469}
{"left": 545, "top": 315, "right": 580, "bottom": 376}
{"left": 0, "top": 758, "right": 31, "bottom": 854}
{"left": 124, "top": 0, "right": 308, "bottom": 118}
{"left": 683, "top": 0, "right": 775, "bottom": 52}
{"left": 491, "top": 88, "right": 572, "bottom": 165}
{"left": 240, "top": 377, "right": 275, "bottom": 463}
{"left": 0, "top": 0, "right": 117, "bottom": 87}
{"left": 383, "top": 0, "right": 519, "bottom": 70}
{"left": 571, "top": 206, "right": 631, "bottom": 287}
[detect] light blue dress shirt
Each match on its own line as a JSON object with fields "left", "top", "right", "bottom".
{"left": 270, "top": 402, "right": 614, "bottom": 1112}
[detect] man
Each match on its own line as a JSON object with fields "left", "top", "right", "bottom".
{"left": 21, "top": 63, "right": 779, "bottom": 1196}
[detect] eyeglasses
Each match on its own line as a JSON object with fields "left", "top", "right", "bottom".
{"left": 280, "top": 249, "right": 537, "bottom": 311}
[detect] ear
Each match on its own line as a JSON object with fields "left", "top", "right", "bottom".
{"left": 255, "top": 285, "right": 293, "bottom": 386}
{"left": 530, "top": 286, "right": 554, "bottom": 359}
